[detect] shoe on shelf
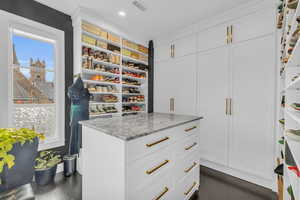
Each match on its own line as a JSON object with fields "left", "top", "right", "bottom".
{"left": 285, "top": 129, "right": 300, "bottom": 141}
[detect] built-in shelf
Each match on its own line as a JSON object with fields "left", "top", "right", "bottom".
{"left": 82, "top": 56, "right": 121, "bottom": 68}
{"left": 122, "top": 66, "right": 148, "bottom": 73}
{"left": 82, "top": 30, "right": 121, "bottom": 47}
{"left": 122, "top": 55, "right": 148, "bottom": 65}
{"left": 82, "top": 42, "right": 121, "bottom": 56}
{"left": 82, "top": 69, "right": 120, "bottom": 77}
{"left": 83, "top": 79, "right": 120, "bottom": 86}
{"left": 78, "top": 19, "right": 149, "bottom": 117}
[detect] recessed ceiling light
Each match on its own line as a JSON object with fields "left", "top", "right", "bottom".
{"left": 118, "top": 11, "right": 126, "bottom": 17}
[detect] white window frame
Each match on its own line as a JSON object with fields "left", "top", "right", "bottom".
{"left": 0, "top": 10, "right": 65, "bottom": 150}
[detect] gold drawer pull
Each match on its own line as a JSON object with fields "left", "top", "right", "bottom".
{"left": 185, "top": 142, "right": 197, "bottom": 151}
{"left": 146, "top": 137, "right": 169, "bottom": 147}
{"left": 154, "top": 187, "right": 169, "bottom": 200}
{"left": 184, "top": 162, "right": 197, "bottom": 173}
{"left": 184, "top": 182, "right": 197, "bottom": 196}
{"left": 185, "top": 126, "right": 197, "bottom": 132}
{"left": 146, "top": 160, "right": 169, "bottom": 175}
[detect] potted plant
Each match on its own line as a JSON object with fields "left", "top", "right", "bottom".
{"left": 34, "top": 150, "right": 61, "bottom": 185}
{"left": 0, "top": 128, "right": 44, "bottom": 193}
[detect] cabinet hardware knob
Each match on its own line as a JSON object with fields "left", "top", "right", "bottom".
{"left": 185, "top": 126, "right": 197, "bottom": 132}
{"left": 226, "top": 98, "right": 229, "bottom": 115}
{"left": 170, "top": 98, "right": 175, "bottom": 112}
{"left": 230, "top": 25, "right": 233, "bottom": 43}
{"left": 229, "top": 98, "right": 232, "bottom": 115}
{"left": 184, "top": 162, "right": 197, "bottom": 173}
{"left": 184, "top": 182, "right": 197, "bottom": 195}
{"left": 146, "top": 160, "right": 170, "bottom": 175}
{"left": 153, "top": 187, "right": 169, "bottom": 200}
{"left": 226, "top": 26, "right": 229, "bottom": 44}
{"left": 146, "top": 137, "right": 170, "bottom": 147}
{"left": 185, "top": 142, "right": 197, "bottom": 151}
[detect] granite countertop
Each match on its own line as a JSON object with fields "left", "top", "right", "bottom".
{"left": 79, "top": 113, "right": 203, "bottom": 141}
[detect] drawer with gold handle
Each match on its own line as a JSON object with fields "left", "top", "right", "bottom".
{"left": 146, "top": 160, "right": 170, "bottom": 175}
{"left": 185, "top": 142, "right": 197, "bottom": 151}
{"left": 184, "top": 182, "right": 197, "bottom": 196}
{"left": 184, "top": 162, "right": 197, "bottom": 173}
{"left": 153, "top": 187, "right": 169, "bottom": 200}
{"left": 146, "top": 137, "right": 170, "bottom": 148}
{"left": 184, "top": 126, "right": 197, "bottom": 132}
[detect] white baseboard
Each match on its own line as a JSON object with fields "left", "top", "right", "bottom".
{"left": 200, "top": 158, "right": 275, "bottom": 191}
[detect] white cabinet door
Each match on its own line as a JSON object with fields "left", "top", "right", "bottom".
{"left": 197, "top": 23, "right": 228, "bottom": 52}
{"left": 154, "top": 60, "right": 174, "bottom": 113}
{"left": 231, "top": 8, "right": 275, "bottom": 44}
{"left": 155, "top": 42, "right": 172, "bottom": 63}
{"left": 173, "top": 34, "right": 197, "bottom": 58}
{"left": 197, "top": 47, "right": 229, "bottom": 165}
{"left": 172, "top": 54, "right": 197, "bottom": 115}
{"left": 229, "top": 35, "right": 275, "bottom": 180}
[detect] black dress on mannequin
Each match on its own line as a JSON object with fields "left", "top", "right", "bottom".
{"left": 67, "top": 77, "right": 90, "bottom": 155}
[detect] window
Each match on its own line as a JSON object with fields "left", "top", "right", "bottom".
{"left": 0, "top": 10, "right": 65, "bottom": 150}
{"left": 12, "top": 31, "right": 56, "bottom": 140}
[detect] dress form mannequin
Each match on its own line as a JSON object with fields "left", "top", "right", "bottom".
{"left": 67, "top": 77, "right": 90, "bottom": 155}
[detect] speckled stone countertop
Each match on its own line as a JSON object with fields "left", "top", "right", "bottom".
{"left": 79, "top": 113, "right": 203, "bottom": 141}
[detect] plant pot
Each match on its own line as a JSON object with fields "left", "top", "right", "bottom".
{"left": 0, "top": 137, "right": 39, "bottom": 193}
{"left": 34, "top": 165, "right": 57, "bottom": 186}
{"left": 63, "top": 155, "right": 77, "bottom": 177}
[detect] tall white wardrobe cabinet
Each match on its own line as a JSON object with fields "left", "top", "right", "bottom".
{"left": 154, "top": 2, "right": 276, "bottom": 189}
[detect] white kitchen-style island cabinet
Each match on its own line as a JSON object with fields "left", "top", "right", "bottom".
{"left": 80, "top": 113, "right": 202, "bottom": 200}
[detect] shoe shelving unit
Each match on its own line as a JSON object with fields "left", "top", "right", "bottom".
{"left": 278, "top": 0, "right": 300, "bottom": 199}
{"left": 74, "top": 19, "right": 149, "bottom": 118}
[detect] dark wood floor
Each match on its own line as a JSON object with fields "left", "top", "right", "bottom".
{"left": 31, "top": 166, "right": 277, "bottom": 200}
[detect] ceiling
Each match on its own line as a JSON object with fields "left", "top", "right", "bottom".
{"left": 35, "top": 0, "right": 254, "bottom": 40}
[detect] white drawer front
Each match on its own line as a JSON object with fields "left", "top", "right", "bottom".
{"left": 127, "top": 129, "right": 174, "bottom": 163}
{"left": 129, "top": 173, "right": 173, "bottom": 200}
{"left": 173, "top": 151, "right": 200, "bottom": 183}
{"left": 174, "top": 134, "right": 199, "bottom": 160}
{"left": 128, "top": 146, "right": 173, "bottom": 195}
{"left": 126, "top": 120, "right": 200, "bottom": 163}
{"left": 173, "top": 171, "right": 199, "bottom": 200}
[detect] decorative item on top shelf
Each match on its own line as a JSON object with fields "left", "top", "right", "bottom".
{"left": 285, "top": 129, "right": 300, "bottom": 141}
{"left": 91, "top": 94, "right": 118, "bottom": 103}
{"left": 122, "top": 95, "right": 144, "bottom": 103}
{"left": 86, "top": 84, "right": 118, "bottom": 93}
{"left": 82, "top": 46, "right": 120, "bottom": 65}
{"left": 287, "top": 0, "right": 299, "bottom": 9}
{"left": 82, "top": 21, "right": 108, "bottom": 40}
{"left": 290, "top": 103, "right": 300, "bottom": 111}
{"left": 277, "top": 0, "right": 284, "bottom": 29}
{"left": 89, "top": 104, "right": 118, "bottom": 116}
{"left": 122, "top": 70, "right": 146, "bottom": 79}
{"left": 122, "top": 78, "right": 141, "bottom": 86}
{"left": 122, "top": 104, "right": 144, "bottom": 112}
{"left": 122, "top": 87, "right": 141, "bottom": 94}
{"left": 82, "top": 21, "right": 120, "bottom": 44}
{"left": 123, "top": 61, "right": 148, "bottom": 71}
{"left": 122, "top": 39, "right": 148, "bottom": 55}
